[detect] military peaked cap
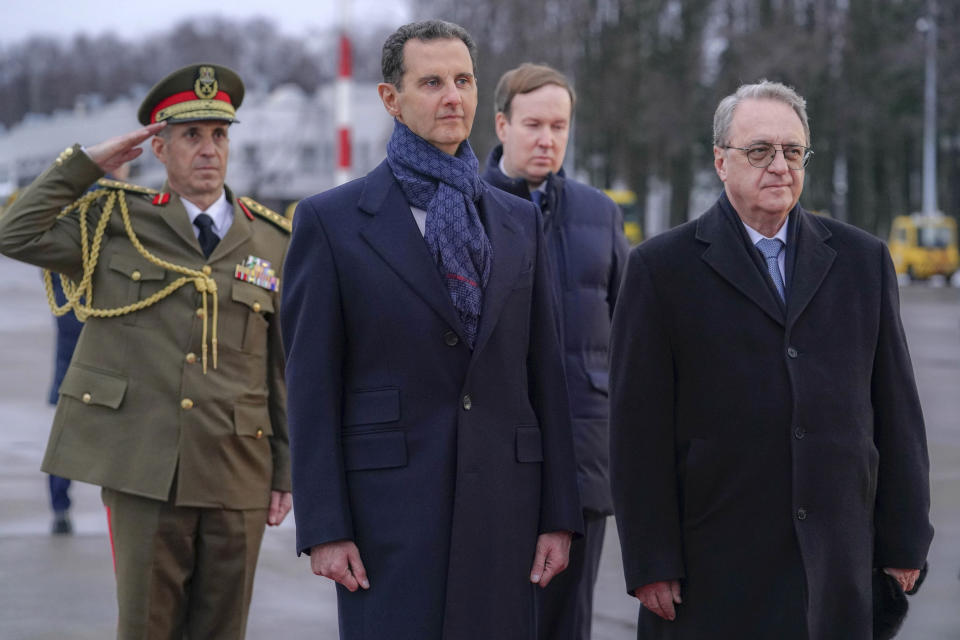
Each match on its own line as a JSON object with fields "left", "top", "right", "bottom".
{"left": 138, "top": 63, "right": 245, "bottom": 125}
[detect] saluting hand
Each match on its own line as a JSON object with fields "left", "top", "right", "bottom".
{"left": 529, "top": 530, "right": 572, "bottom": 588}
{"left": 310, "top": 540, "right": 370, "bottom": 592}
{"left": 635, "top": 579, "right": 682, "bottom": 621}
{"left": 85, "top": 122, "right": 167, "bottom": 174}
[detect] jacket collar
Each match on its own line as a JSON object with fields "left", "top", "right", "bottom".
{"left": 482, "top": 144, "right": 566, "bottom": 203}
{"left": 159, "top": 182, "right": 251, "bottom": 261}
{"left": 696, "top": 193, "right": 835, "bottom": 327}
{"left": 358, "top": 160, "right": 527, "bottom": 356}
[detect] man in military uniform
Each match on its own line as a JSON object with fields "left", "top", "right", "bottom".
{"left": 0, "top": 63, "right": 292, "bottom": 639}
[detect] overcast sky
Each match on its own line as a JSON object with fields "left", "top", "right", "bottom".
{"left": 2, "top": 0, "right": 412, "bottom": 46}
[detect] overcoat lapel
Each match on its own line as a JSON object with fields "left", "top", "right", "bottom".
{"left": 471, "top": 194, "right": 525, "bottom": 356}
{"left": 785, "top": 209, "right": 835, "bottom": 328}
{"left": 358, "top": 162, "right": 466, "bottom": 341}
{"left": 697, "top": 202, "right": 785, "bottom": 326}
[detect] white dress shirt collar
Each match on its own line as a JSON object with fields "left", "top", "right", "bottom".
{"left": 181, "top": 190, "right": 232, "bottom": 240}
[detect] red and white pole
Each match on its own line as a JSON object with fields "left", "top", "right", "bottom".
{"left": 335, "top": 0, "right": 353, "bottom": 186}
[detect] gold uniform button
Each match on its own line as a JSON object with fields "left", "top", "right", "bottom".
{"left": 202, "top": 265, "right": 212, "bottom": 275}
{"left": 81, "top": 392, "right": 92, "bottom": 404}
{"left": 255, "top": 428, "right": 264, "bottom": 439}
{"left": 185, "top": 352, "right": 197, "bottom": 364}
{"left": 252, "top": 302, "right": 261, "bottom": 313}
{"left": 195, "top": 308, "right": 204, "bottom": 318}
{"left": 64, "top": 147, "right": 74, "bottom": 156}
{"left": 181, "top": 398, "right": 194, "bottom": 410}
{"left": 131, "top": 270, "right": 142, "bottom": 281}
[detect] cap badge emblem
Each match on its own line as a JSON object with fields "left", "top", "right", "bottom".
{"left": 194, "top": 66, "right": 218, "bottom": 100}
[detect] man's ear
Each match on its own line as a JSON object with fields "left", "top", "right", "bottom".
{"left": 378, "top": 83, "right": 402, "bottom": 120}
{"left": 151, "top": 135, "right": 166, "bottom": 164}
{"left": 495, "top": 112, "right": 509, "bottom": 144}
{"left": 713, "top": 146, "right": 727, "bottom": 182}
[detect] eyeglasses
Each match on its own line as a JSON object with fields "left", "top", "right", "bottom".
{"left": 722, "top": 143, "right": 813, "bottom": 171}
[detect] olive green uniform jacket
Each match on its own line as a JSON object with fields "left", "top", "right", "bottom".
{"left": 0, "top": 146, "right": 290, "bottom": 509}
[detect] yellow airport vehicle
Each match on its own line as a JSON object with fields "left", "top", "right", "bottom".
{"left": 888, "top": 213, "right": 958, "bottom": 280}
{"left": 604, "top": 189, "right": 643, "bottom": 245}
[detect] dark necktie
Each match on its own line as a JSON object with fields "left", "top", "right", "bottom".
{"left": 194, "top": 213, "right": 220, "bottom": 258}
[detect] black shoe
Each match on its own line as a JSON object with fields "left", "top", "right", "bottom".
{"left": 52, "top": 511, "right": 73, "bottom": 535}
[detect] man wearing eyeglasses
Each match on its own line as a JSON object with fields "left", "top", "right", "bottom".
{"left": 609, "top": 80, "right": 932, "bottom": 639}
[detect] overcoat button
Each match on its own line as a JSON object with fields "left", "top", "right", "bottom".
{"left": 444, "top": 331, "right": 459, "bottom": 346}
{"left": 797, "top": 508, "right": 807, "bottom": 521}
{"left": 786, "top": 347, "right": 798, "bottom": 359}
{"left": 794, "top": 427, "right": 805, "bottom": 439}
{"left": 462, "top": 394, "right": 472, "bottom": 411}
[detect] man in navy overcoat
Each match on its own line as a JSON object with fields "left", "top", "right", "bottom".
{"left": 281, "top": 20, "right": 582, "bottom": 640}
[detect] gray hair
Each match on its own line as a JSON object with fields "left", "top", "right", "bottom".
{"left": 381, "top": 20, "right": 478, "bottom": 90}
{"left": 713, "top": 79, "right": 810, "bottom": 147}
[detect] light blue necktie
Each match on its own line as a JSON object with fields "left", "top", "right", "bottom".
{"left": 756, "top": 238, "right": 785, "bottom": 301}
{"left": 530, "top": 190, "right": 544, "bottom": 209}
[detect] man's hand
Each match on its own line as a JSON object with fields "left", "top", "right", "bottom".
{"left": 85, "top": 122, "right": 167, "bottom": 174}
{"left": 883, "top": 567, "right": 921, "bottom": 593}
{"left": 309, "top": 540, "right": 370, "bottom": 592}
{"left": 529, "top": 530, "right": 572, "bottom": 587}
{"left": 267, "top": 491, "right": 292, "bottom": 526}
{"left": 634, "top": 580, "right": 682, "bottom": 621}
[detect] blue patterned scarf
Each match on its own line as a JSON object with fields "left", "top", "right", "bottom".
{"left": 386, "top": 120, "right": 492, "bottom": 349}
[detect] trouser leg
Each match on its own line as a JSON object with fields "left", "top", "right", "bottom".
{"left": 185, "top": 506, "right": 266, "bottom": 639}
{"left": 102, "top": 487, "right": 194, "bottom": 640}
{"left": 49, "top": 474, "right": 71, "bottom": 512}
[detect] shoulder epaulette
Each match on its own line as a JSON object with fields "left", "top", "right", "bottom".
{"left": 239, "top": 196, "right": 291, "bottom": 233}
{"left": 96, "top": 178, "right": 159, "bottom": 196}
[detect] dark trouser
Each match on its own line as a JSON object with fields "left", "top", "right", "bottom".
{"left": 102, "top": 488, "right": 267, "bottom": 640}
{"left": 49, "top": 474, "right": 71, "bottom": 512}
{"left": 536, "top": 511, "right": 607, "bottom": 640}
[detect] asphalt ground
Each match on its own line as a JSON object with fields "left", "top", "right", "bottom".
{"left": 1, "top": 253, "right": 958, "bottom": 639}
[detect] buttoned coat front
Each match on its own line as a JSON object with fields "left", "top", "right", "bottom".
{"left": 0, "top": 147, "right": 290, "bottom": 508}
{"left": 610, "top": 196, "right": 933, "bottom": 639}
{"left": 281, "top": 161, "right": 582, "bottom": 640}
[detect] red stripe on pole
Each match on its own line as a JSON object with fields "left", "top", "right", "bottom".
{"left": 338, "top": 128, "right": 352, "bottom": 169}
{"left": 339, "top": 34, "right": 352, "bottom": 78}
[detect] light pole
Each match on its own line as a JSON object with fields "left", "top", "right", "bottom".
{"left": 916, "top": 0, "right": 938, "bottom": 215}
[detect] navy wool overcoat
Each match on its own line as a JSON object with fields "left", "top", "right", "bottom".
{"left": 282, "top": 160, "right": 583, "bottom": 640}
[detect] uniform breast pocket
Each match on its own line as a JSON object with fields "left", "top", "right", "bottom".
{"left": 230, "top": 283, "right": 275, "bottom": 354}
{"left": 106, "top": 255, "right": 167, "bottom": 327}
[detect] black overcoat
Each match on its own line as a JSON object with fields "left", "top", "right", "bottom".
{"left": 609, "top": 195, "right": 933, "bottom": 639}
{"left": 282, "top": 161, "right": 583, "bottom": 640}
